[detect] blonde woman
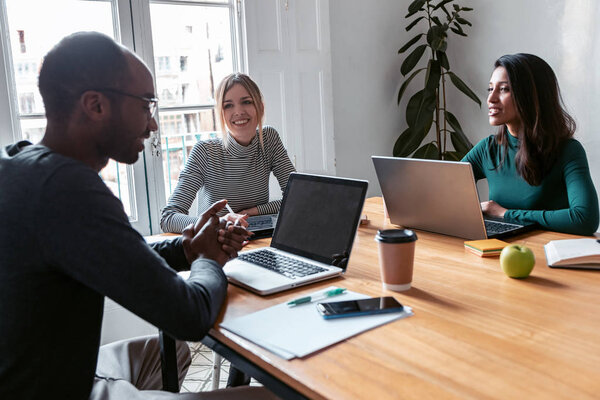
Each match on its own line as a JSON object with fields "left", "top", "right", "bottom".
{"left": 161, "top": 73, "right": 296, "bottom": 233}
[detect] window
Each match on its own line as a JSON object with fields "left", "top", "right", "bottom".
{"left": 18, "top": 92, "right": 34, "bottom": 114}
{"left": 0, "top": 0, "right": 243, "bottom": 234}
{"left": 157, "top": 56, "right": 171, "bottom": 72}
{"left": 149, "top": 0, "right": 238, "bottom": 199}
{"left": 180, "top": 55, "right": 188, "bottom": 72}
{"left": 0, "top": 0, "right": 141, "bottom": 219}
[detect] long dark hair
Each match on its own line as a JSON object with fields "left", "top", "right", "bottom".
{"left": 493, "top": 53, "right": 575, "bottom": 185}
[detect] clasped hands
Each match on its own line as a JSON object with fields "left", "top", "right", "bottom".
{"left": 182, "top": 200, "right": 252, "bottom": 266}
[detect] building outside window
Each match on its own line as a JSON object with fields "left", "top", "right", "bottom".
{"left": 149, "top": 1, "right": 236, "bottom": 199}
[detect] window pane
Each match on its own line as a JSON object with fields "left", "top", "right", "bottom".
{"left": 99, "top": 160, "right": 134, "bottom": 216}
{"left": 160, "top": 109, "right": 219, "bottom": 196}
{"left": 150, "top": 3, "right": 234, "bottom": 107}
{"left": 20, "top": 118, "right": 46, "bottom": 144}
{"left": 150, "top": 1, "right": 235, "bottom": 200}
{"left": 6, "top": 0, "right": 114, "bottom": 117}
{"left": 4, "top": 0, "right": 137, "bottom": 220}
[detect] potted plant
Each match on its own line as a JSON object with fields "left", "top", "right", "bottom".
{"left": 395, "top": 0, "right": 480, "bottom": 160}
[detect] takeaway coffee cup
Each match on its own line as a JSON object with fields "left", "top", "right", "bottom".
{"left": 375, "top": 229, "right": 417, "bottom": 291}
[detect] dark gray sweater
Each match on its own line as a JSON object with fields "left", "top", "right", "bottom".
{"left": 0, "top": 142, "right": 228, "bottom": 399}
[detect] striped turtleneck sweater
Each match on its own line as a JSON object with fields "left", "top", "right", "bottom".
{"left": 160, "top": 126, "right": 296, "bottom": 233}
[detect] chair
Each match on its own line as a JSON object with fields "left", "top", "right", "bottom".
{"left": 159, "top": 330, "right": 224, "bottom": 392}
{"left": 159, "top": 331, "right": 180, "bottom": 392}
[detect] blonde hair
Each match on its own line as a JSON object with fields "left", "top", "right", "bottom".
{"left": 215, "top": 73, "right": 265, "bottom": 149}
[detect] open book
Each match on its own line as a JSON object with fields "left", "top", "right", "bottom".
{"left": 544, "top": 238, "right": 600, "bottom": 269}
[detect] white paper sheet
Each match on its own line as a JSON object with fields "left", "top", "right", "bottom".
{"left": 220, "top": 286, "right": 414, "bottom": 360}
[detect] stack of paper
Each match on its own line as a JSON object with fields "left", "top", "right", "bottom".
{"left": 464, "top": 238, "right": 509, "bottom": 257}
{"left": 220, "top": 287, "right": 413, "bottom": 360}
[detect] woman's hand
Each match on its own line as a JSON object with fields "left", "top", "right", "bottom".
{"left": 481, "top": 200, "right": 507, "bottom": 218}
{"left": 239, "top": 207, "right": 259, "bottom": 216}
{"left": 222, "top": 212, "right": 249, "bottom": 228}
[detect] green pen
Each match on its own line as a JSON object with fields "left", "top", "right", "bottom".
{"left": 287, "top": 288, "right": 347, "bottom": 306}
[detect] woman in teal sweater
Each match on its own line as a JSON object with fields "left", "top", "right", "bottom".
{"left": 462, "top": 53, "right": 598, "bottom": 236}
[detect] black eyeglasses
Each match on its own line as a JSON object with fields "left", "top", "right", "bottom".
{"left": 90, "top": 88, "right": 158, "bottom": 119}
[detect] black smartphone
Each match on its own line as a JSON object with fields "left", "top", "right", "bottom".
{"left": 316, "top": 297, "right": 404, "bottom": 319}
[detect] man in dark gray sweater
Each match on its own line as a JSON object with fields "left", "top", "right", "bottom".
{"left": 0, "top": 32, "right": 274, "bottom": 399}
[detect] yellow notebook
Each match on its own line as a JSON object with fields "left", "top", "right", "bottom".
{"left": 464, "top": 239, "right": 509, "bottom": 257}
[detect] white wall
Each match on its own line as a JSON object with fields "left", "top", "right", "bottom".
{"left": 329, "top": 0, "right": 600, "bottom": 211}
{"left": 329, "top": 0, "right": 406, "bottom": 196}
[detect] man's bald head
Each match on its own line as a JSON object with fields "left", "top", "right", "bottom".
{"left": 38, "top": 31, "right": 132, "bottom": 122}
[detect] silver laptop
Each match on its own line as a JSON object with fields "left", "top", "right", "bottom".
{"left": 224, "top": 173, "right": 368, "bottom": 295}
{"left": 372, "top": 156, "right": 534, "bottom": 240}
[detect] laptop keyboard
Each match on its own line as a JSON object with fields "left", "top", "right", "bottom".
{"left": 239, "top": 249, "right": 326, "bottom": 279}
{"left": 485, "top": 220, "right": 522, "bottom": 235}
{"left": 247, "top": 214, "right": 276, "bottom": 231}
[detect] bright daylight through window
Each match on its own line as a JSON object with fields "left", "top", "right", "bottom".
{"left": 1, "top": 0, "right": 239, "bottom": 233}
{"left": 149, "top": 2, "right": 235, "bottom": 198}
{"left": 3, "top": 0, "right": 135, "bottom": 217}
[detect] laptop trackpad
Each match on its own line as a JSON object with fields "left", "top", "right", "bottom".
{"left": 224, "top": 259, "right": 292, "bottom": 290}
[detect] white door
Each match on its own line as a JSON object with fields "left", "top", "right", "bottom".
{"left": 243, "top": 0, "right": 336, "bottom": 176}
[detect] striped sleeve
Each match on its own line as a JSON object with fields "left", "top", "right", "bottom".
{"left": 160, "top": 127, "right": 296, "bottom": 233}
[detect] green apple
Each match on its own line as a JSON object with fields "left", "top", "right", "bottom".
{"left": 500, "top": 244, "right": 535, "bottom": 278}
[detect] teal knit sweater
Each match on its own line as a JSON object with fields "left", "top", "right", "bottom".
{"left": 462, "top": 133, "right": 599, "bottom": 235}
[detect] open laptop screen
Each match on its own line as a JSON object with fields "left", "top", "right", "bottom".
{"left": 271, "top": 173, "right": 368, "bottom": 270}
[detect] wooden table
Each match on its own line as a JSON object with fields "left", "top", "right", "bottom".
{"left": 200, "top": 197, "right": 600, "bottom": 399}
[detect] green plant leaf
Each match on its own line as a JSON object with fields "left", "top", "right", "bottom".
{"left": 452, "top": 3, "right": 460, "bottom": 11}
{"left": 462, "top": 7, "right": 473, "bottom": 11}
{"left": 406, "top": 16, "right": 425, "bottom": 31}
{"left": 406, "top": 89, "right": 436, "bottom": 129}
{"left": 398, "top": 34, "right": 423, "bottom": 53}
{"left": 447, "top": 71, "right": 481, "bottom": 106}
{"left": 413, "top": 142, "right": 440, "bottom": 159}
{"left": 408, "top": 0, "right": 427, "bottom": 14}
{"left": 440, "top": 4, "right": 451, "bottom": 18}
{"left": 445, "top": 110, "right": 474, "bottom": 153}
{"left": 397, "top": 68, "right": 425, "bottom": 105}
{"left": 431, "top": 16, "right": 442, "bottom": 26}
{"left": 450, "top": 131, "right": 471, "bottom": 154}
{"left": 450, "top": 27, "right": 467, "bottom": 37}
{"left": 401, "top": 44, "right": 427, "bottom": 76}
{"left": 443, "top": 151, "right": 463, "bottom": 161}
{"left": 425, "top": 59, "right": 441, "bottom": 91}
{"left": 456, "top": 17, "right": 472, "bottom": 26}
{"left": 437, "top": 51, "right": 450, "bottom": 70}
{"left": 437, "top": 39, "right": 448, "bottom": 52}
{"left": 394, "top": 127, "right": 424, "bottom": 157}
{"left": 453, "top": 21, "right": 464, "bottom": 32}
{"left": 444, "top": 110, "right": 464, "bottom": 134}
{"left": 426, "top": 25, "right": 445, "bottom": 45}
{"left": 427, "top": 25, "right": 448, "bottom": 51}
{"left": 395, "top": 90, "right": 435, "bottom": 157}
{"left": 433, "top": 0, "right": 454, "bottom": 11}
{"left": 427, "top": 26, "right": 448, "bottom": 52}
